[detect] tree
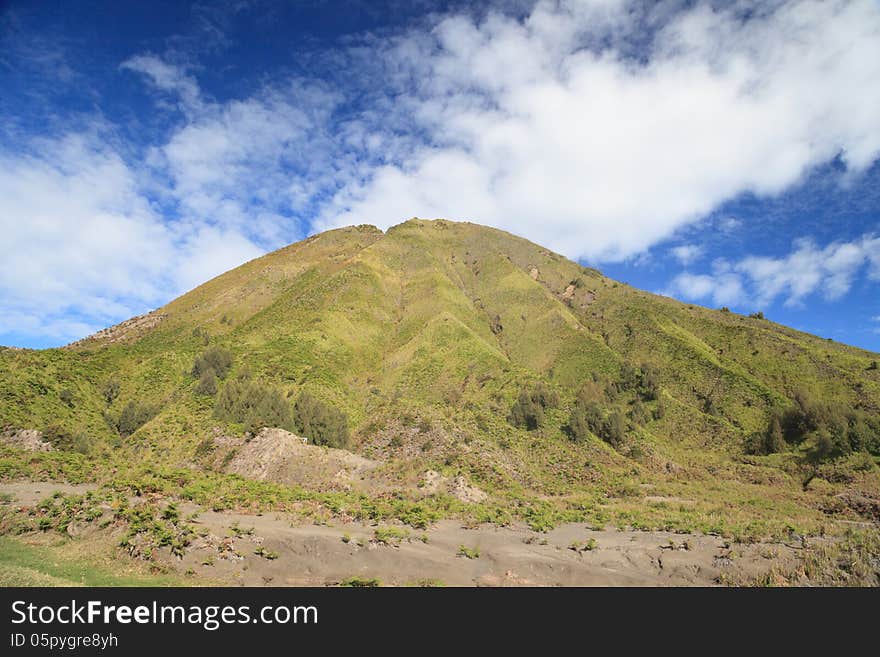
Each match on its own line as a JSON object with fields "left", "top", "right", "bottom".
{"left": 293, "top": 392, "right": 349, "bottom": 448}
{"left": 112, "top": 400, "right": 156, "bottom": 436}
{"left": 638, "top": 363, "right": 660, "bottom": 401}
{"left": 214, "top": 379, "right": 294, "bottom": 433}
{"left": 509, "top": 388, "right": 544, "bottom": 430}
{"left": 746, "top": 414, "right": 786, "bottom": 455}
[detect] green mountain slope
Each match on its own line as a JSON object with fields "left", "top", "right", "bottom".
{"left": 2, "top": 218, "right": 879, "bottom": 537}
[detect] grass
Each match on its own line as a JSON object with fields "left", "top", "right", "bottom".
{"left": 457, "top": 544, "right": 480, "bottom": 559}
{"left": 340, "top": 576, "right": 382, "bottom": 587}
{"left": 0, "top": 536, "right": 185, "bottom": 586}
{"left": 0, "top": 218, "right": 878, "bottom": 579}
{"left": 373, "top": 526, "right": 410, "bottom": 546}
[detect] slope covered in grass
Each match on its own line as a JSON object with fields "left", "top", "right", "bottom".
{"left": 1, "top": 218, "right": 878, "bottom": 538}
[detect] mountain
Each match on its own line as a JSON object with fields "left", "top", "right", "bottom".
{"left": 1, "top": 218, "right": 879, "bottom": 541}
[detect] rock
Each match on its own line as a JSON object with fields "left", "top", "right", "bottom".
{"left": 0, "top": 428, "right": 51, "bottom": 452}
{"left": 420, "top": 469, "right": 487, "bottom": 503}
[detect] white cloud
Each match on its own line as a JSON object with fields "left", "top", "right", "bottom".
{"left": 120, "top": 55, "right": 202, "bottom": 113}
{"left": 666, "top": 232, "right": 880, "bottom": 308}
{"left": 0, "top": 131, "right": 264, "bottom": 342}
{"left": 5, "top": 0, "right": 880, "bottom": 345}
{"left": 670, "top": 244, "right": 703, "bottom": 265}
{"left": 665, "top": 271, "right": 746, "bottom": 307}
{"left": 717, "top": 216, "right": 742, "bottom": 232}
{"left": 316, "top": 0, "right": 880, "bottom": 262}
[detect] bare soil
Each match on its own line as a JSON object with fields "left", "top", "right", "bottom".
{"left": 2, "top": 481, "right": 804, "bottom": 586}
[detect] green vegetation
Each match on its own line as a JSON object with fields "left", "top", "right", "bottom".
{"left": 107, "top": 400, "right": 157, "bottom": 437}
{"left": 508, "top": 382, "right": 558, "bottom": 430}
{"left": 293, "top": 392, "right": 349, "bottom": 448}
{"left": 0, "top": 218, "right": 878, "bottom": 577}
{"left": 340, "top": 576, "right": 381, "bottom": 587}
{"left": 373, "top": 526, "right": 410, "bottom": 546}
{"left": 0, "top": 536, "right": 184, "bottom": 586}
{"left": 254, "top": 546, "right": 279, "bottom": 560}
{"left": 214, "top": 378, "right": 293, "bottom": 433}
{"left": 457, "top": 544, "right": 480, "bottom": 559}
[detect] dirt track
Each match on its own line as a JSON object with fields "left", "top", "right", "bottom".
{"left": 1, "top": 481, "right": 801, "bottom": 586}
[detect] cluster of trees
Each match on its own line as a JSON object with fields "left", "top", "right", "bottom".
{"left": 508, "top": 382, "right": 559, "bottom": 430}
{"left": 293, "top": 392, "right": 350, "bottom": 448}
{"left": 506, "top": 363, "right": 663, "bottom": 451}
{"left": 214, "top": 378, "right": 292, "bottom": 433}
{"left": 214, "top": 376, "right": 349, "bottom": 448}
{"left": 567, "top": 363, "right": 664, "bottom": 448}
{"left": 568, "top": 399, "right": 626, "bottom": 447}
{"left": 192, "top": 347, "right": 234, "bottom": 396}
{"left": 747, "top": 390, "right": 880, "bottom": 460}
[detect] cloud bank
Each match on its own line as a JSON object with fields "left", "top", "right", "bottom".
{"left": 317, "top": 0, "right": 880, "bottom": 260}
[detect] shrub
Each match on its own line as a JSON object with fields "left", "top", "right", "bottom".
{"left": 745, "top": 415, "right": 786, "bottom": 455}
{"left": 567, "top": 400, "right": 626, "bottom": 447}
{"left": 457, "top": 545, "right": 480, "bottom": 559}
{"left": 767, "top": 390, "right": 880, "bottom": 461}
{"left": 192, "top": 346, "right": 233, "bottom": 380}
{"left": 111, "top": 400, "right": 157, "bottom": 436}
{"left": 341, "top": 577, "right": 381, "bottom": 587}
{"left": 42, "top": 424, "right": 89, "bottom": 452}
{"left": 195, "top": 370, "right": 218, "bottom": 396}
{"left": 102, "top": 379, "right": 120, "bottom": 405}
{"left": 59, "top": 388, "right": 75, "bottom": 407}
{"left": 531, "top": 382, "right": 559, "bottom": 409}
{"left": 749, "top": 311, "right": 765, "bottom": 320}
{"left": 293, "top": 392, "right": 350, "bottom": 448}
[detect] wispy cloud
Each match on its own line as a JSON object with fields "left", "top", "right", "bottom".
{"left": 665, "top": 232, "right": 880, "bottom": 308}
{"left": 670, "top": 244, "right": 704, "bottom": 266}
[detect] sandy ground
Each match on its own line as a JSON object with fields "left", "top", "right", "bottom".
{"left": 1, "top": 481, "right": 801, "bottom": 586}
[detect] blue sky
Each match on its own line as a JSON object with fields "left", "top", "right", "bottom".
{"left": 1, "top": 0, "right": 879, "bottom": 351}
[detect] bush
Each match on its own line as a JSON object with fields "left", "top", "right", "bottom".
{"left": 767, "top": 390, "right": 880, "bottom": 461}
{"left": 749, "top": 311, "right": 765, "bottom": 320}
{"left": 42, "top": 424, "right": 89, "bottom": 453}
{"left": 567, "top": 400, "right": 626, "bottom": 447}
{"left": 745, "top": 415, "right": 786, "bottom": 455}
{"left": 192, "top": 347, "right": 233, "bottom": 380}
{"left": 293, "top": 392, "right": 349, "bottom": 448}
{"left": 102, "top": 379, "right": 120, "bottom": 405}
{"left": 195, "top": 370, "right": 218, "bottom": 396}
{"left": 59, "top": 388, "right": 75, "bottom": 407}
{"left": 531, "top": 382, "right": 559, "bottom": 409}
{"left": 109, "top": 400, "right": 157, "bottom": 436}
